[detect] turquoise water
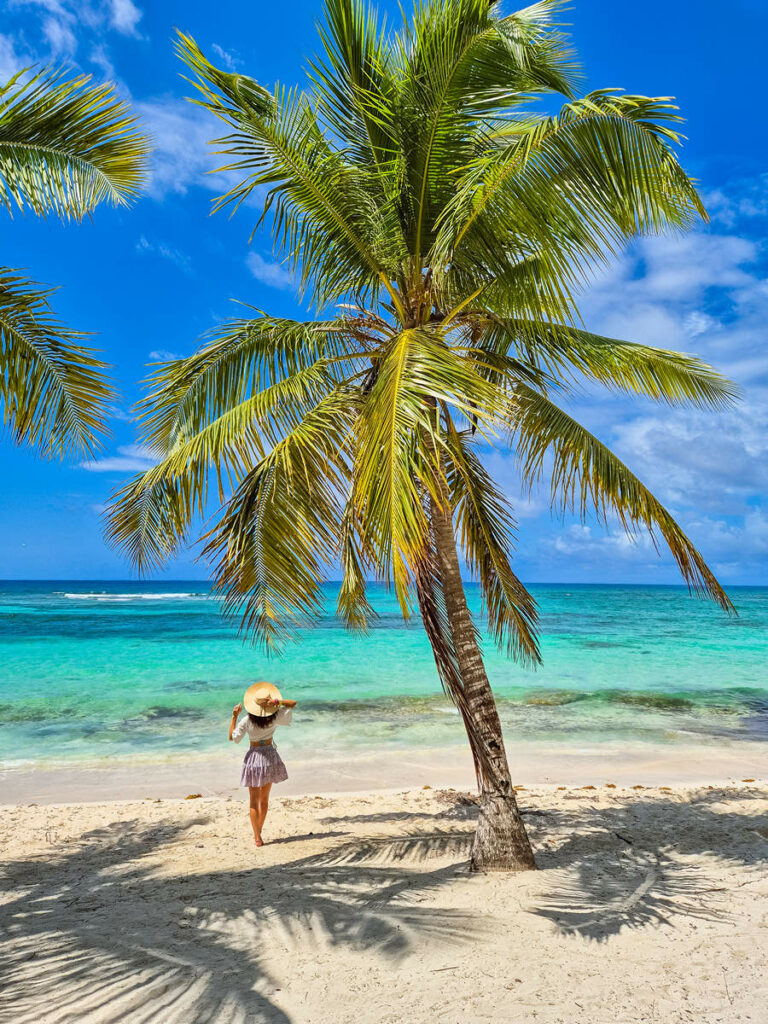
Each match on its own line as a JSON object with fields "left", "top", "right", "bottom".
{"left": 1, "top": 581, "right": 767, "bottom": 769}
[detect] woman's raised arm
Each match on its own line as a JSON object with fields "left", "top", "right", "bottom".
{"left": 229, "top": 702, "right": 242, "bottom": 741}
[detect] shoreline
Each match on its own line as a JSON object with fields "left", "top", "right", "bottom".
{"left": 3, "top": 738, "right": 767, "bottom": 804}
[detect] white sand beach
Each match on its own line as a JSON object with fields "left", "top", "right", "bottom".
{"left": 2, "top": 779, "right": 767, "bottom": 1024}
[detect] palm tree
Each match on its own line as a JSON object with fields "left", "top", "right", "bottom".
{"left": 106, "top": 0, "right": 736, "bottom": 871}
{"left": 0, "top": 66, "right": 148, "bottom": 457}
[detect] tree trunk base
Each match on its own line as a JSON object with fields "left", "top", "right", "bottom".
{"left": 470, "top": 791, "right": 537, "bottom": 872}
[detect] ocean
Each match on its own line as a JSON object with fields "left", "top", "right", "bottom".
{"left": 1, "top": 581, "right": 767, "bottom": 771}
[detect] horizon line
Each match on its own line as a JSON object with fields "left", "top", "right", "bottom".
{"left": 0, "top": 579, "right": 765, "bottom": 589}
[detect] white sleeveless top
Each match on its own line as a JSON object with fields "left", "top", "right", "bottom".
{"left": 232, "top": 706, "right": 292, "bottom": 744}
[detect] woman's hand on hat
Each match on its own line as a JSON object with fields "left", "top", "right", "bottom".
{"left": 256, "top": 697, "right": 280, "bottom": 709}
{"left": 232, "top": 702, "right": 242, "bottom": 716}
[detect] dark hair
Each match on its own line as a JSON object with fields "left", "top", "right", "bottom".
{"left": 248, "top": 711, "right": 277, "bottom": 729}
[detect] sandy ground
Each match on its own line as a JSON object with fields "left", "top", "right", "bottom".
{"left": 1, "top": 783, "right": 767, "bottom": 1024}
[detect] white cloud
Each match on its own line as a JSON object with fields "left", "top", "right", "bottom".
{"left": 42, "top": 14, "right": 76, "bottom": 55}
{"left": 578, "top": 232, "right": 759, "bottom": 343}
{"left": 135, "top": 97, "right": 268, "bottom": 204}
{"left": 0, "top": 33, "right": 29, "bottom": 80}
{"left": 147, "top": 349, "right": 181, "bottom": 361}
{"left": 685, "top": 510, "right": 768, "bottom": 561}
{"left": 108, "top": 0, "right": 141, "bottom": 35}
{"left": 212, "top": 43, "right": 239, "bottom": 71}
{"left": 683, "top": 311, "right": 717, "bottom": 339}
{"left": 551, "top": 523, "right": 655, "bottom": 560}
{"left": 79, "top": 444, "right": 156, "bottom": 473}
{"left": 136, "top": 234, "right": 191, "bottom": 272}
{"left": 7, "top": 0, "right": 143, "bottom": 70}
{"left": 505, "top": 173, "right": 768, "bottom": 582}
{"left": 135, "top": 97, "right": 241, "bottom": 198}
{"left": 106, "top": 405, "right": 134, "bottom": 422}
{"left": 611, "top": 402, "right": 768, "bottom": 513}
{"left": 88, "top": 42, "right": 116, "bottom": 81}
{"left": 246, "top": 251, "right": 294, "bottom": 290}
{"left": 704, "top": 174, "right": 768, "bottom": 227}
{"left": 11, "top": 0, "right": 69, "bottom": 14}
{"left": 639, "top": 234, "right": 756, "bottom": 302}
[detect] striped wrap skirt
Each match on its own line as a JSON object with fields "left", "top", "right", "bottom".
{"left": 240, "top": 744, "right": 288, "bottom": 788}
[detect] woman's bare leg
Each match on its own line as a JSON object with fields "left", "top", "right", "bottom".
{"left": 248, "top": 784, "right": 273, "bottom": 845}
{"left": 256, "top": 783, "right": 273, "bottom": 841}
{"left": 248, "top": 787, "right": 263, "bottom": 845}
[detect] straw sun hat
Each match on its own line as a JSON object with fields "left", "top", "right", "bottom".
{"left": 243, "top": 682, "right": 282, "bottom": 717}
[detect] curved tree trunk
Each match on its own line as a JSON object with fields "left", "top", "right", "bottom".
{"left": 428, "top": 492, "right": 536, "bottom": 872}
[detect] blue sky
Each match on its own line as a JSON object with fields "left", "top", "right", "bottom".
{"left": 1, "top": 0, "right": 767, "bottom": 584}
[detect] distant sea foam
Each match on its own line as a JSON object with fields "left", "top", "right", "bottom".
{"left": 58, "top": 592, "right": 206, "bottom": 601}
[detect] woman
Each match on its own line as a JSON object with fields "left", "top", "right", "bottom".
{"left": 229, "top": 682, "right": 296, "bottom": 846}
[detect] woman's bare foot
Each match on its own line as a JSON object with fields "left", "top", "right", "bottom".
{"left": 254, "top": 834, "right": 264, "bottom": 847}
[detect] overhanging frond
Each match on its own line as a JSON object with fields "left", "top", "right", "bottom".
{"left": 510, "top": 382, "right": 734, "bottom": 611}
{"left": 0, "top": 270, "right": 113, "bottom": 457}
{"left": 444, "top": 414, "right": 540, "bottom": 663}
{"left": 139, "top": 313, "right": 364, "bottom": 455}
{"left": 480, "top": 317, "right": 739, "bottom": 409}
{"left": 202, "top": 389, "right": 359, "bottom": 651}
{"left": 0, "top": 66, "right": 149, "bottom": 217}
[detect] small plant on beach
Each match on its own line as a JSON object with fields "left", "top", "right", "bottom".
{"left": 107, "top": 0, "right": 735, "bottom": 870}
{"left": 0, "top": 67, "right": 148, "bottom": 457}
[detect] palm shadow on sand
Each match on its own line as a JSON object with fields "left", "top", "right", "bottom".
{"left": 1, "top": 787, "right": 766, "bottom": 1021}
{"left": 0, "top": 814, "right": 480, "bottom": 1024}
{"left": 528, "top": 786, "right": 767, "bottom": 941}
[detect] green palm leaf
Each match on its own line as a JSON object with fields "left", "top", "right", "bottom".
{"left": 201, "top": 390, "right": 358, "bottom": 651}
{"left": 480, "top": 318, "right": 739, "bottom": 408}
{"left": 177, "top": 32, "right": 407, "bottom": 311}
{"left": 0, "top": 65, "right": 147, "bottom": 459}
{"left": 139, "top": 314, "right": 364, "bottom": 455}
{"left": 106, "top": 356, "right": 342, "bottom": 574}
{"left": 433, "top": 90, "right": 704, "bottom": 306}
{"left": 0, "top": 271, "right": 113, "bottom": 457}
{"left": 0, "top": 66, "right": 149, "bottom": 217}
{"left": 444, "top": 415, "right": 540, "bottom": 664}
{"left": 354, "top": 326, "right": 505, "bottom": 610}
{"left": 309, "top": 0, "right": 399, "bottom": 176}
{"left": 336, "top": 498, "right": 377, "bottom": 631}
{"left": 510, "top": 382, "right": 734, "bottom": 611}
{"left": 403, "top": 0, "right": 578, "bottom": 263}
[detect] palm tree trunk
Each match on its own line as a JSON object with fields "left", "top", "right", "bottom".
{"left": 429, "top": 492, "right": 536, "bottom": 872}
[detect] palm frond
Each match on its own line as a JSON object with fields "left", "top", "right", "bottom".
{"left": 176, "top": 33, "right": 407, "bottom": 310}
{"left": 105, "top": 359, "right": 340, "bottom": 574}
{"left": 0, "top": 66, "right": 149, "bottom": 218}
{"left": 510, "top": 382, "right": 734, "bottom": 611}
{"left": 0, "top": 269, "right": 113, "bottom": 457}
{"left": 403, "top": 0, "right": 577, "bottom": 263}
{"left": 139, "top": 313, "right": 363, "bottom": 455}
{"left": 202, "top": 390, "right": 358, "bottom": 651}
{"left": 480, "top": 318, "right": 739, "bottom": 408}
{"left": 354, "top": 327, "right": 504, "bottom": 610}
{"left": 354, "top": 330, "right": 434, "bottom": 611}
{"left": 309, "top": 0, "right": 399, "bottom": 173}
{"left": 337, "top": 498, "right": 377, "bottom": 631}
{"left": 433, "top": 89, "right": 705, "bottom": 301}
{"left": 444, "top": 415, "right": 540, "bottom": 663}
